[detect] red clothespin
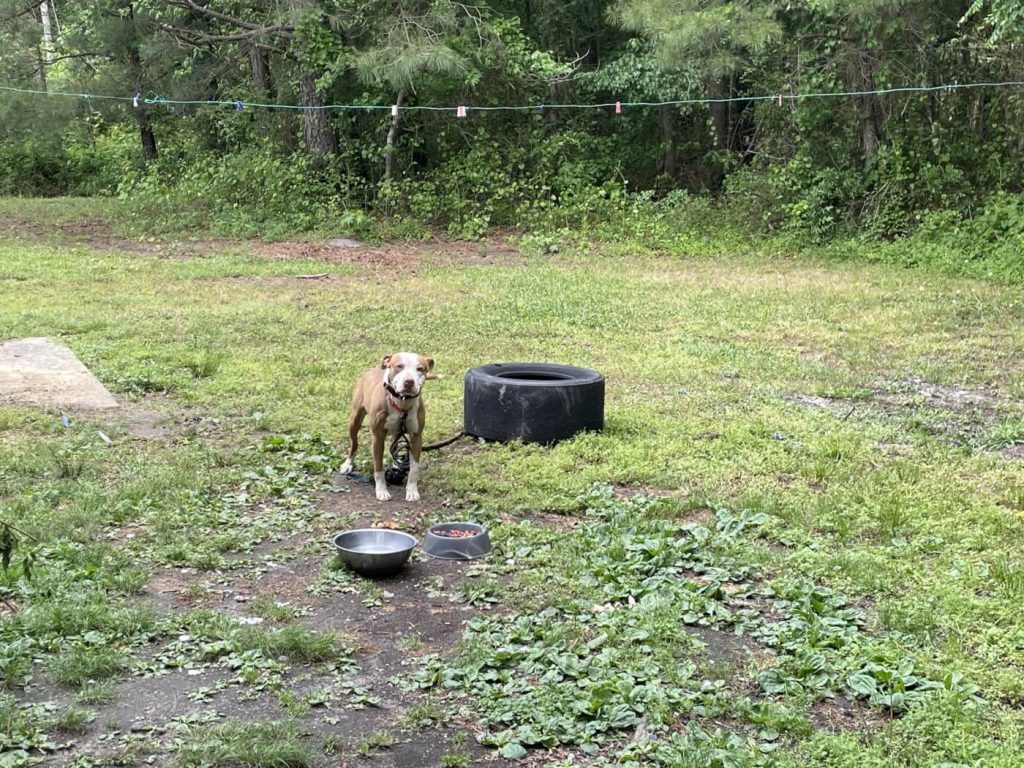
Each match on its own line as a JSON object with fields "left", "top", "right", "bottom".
{"left": 615, "top": 101, "right": 622, "bottom": 114}
{"left": 456, "top": 105, "right": 467, "bottom": 117}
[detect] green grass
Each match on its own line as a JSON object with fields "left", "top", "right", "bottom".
{"left": 1, "top": 198, "right": 1023, "bottom": 765}
{"left": 176, "top": 721, "right": 312, "bottom": 767}
{"left": 49, "top": 646, "right": 128, "bottom": 687}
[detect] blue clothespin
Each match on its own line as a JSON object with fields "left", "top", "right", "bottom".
{"left": 235, "top": 100, "right": 244, "bottom": 111}
{"left": 61, "top": 413, "right": 70, "bottom": 429}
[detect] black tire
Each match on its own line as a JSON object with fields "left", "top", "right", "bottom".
{"left": 463, "top": 363, "right": 605, "bottom": 445}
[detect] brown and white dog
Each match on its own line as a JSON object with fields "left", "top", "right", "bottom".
{"left": 339, "top": 352, "right": 435, "bottom": 501}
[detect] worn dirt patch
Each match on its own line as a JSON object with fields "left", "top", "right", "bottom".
{"left": 809, "top": 696, "right": 883, "bottom": 733}
{"left": 252, "top": 237, "right": 522, "bottom": 275}
{"left": 786, "top": 375, "right": 1022, "bottom": 451}
{"left": 66, "top": 469, "right": 510, "bottom": 767}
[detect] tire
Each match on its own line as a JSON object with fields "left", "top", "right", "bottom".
{"left": 463, "top": 363, "right": 605, "bottom": 445}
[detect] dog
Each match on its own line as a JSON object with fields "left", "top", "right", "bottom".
{"left": 339, "top": 352, "right": 435, "bottom": 501}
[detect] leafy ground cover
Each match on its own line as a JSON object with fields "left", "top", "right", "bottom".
{"left": 1, "top": 198, "right": 1023, "bottom": 767}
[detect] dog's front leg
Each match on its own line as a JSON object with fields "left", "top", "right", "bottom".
{"left": 370, "top": 428, "right": 391, "bottom": 501}
{"left": 406, "top": 433, "right": 423, "bottom": 502}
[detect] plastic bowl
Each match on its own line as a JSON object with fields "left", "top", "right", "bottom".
{"left": 423, "top": 522, "right": 491, "bottom": 561}
{"left": 332, "top": 529, "right": 417, "bottom": 578}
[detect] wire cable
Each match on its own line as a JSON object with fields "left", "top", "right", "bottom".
{"left": 4, "top": 79, "right": 1024, "bottom": 112}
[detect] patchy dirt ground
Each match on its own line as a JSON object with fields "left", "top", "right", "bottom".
{"left": 0, "top": 213, "right": 523, "bottom": 275}
{"left": 786, "top": 376, "right": 1022, "bottom": 458}
{"left": 37, "top": 469, "right": 510, "bottom": 767}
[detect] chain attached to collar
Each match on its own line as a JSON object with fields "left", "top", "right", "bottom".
{"left": 385, "top": 409, "right": 411, "bottom": 485}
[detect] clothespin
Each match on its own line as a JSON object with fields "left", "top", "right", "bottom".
{"left": 538, "top": 104, "right": 544, "bottom": 113}
{"left": 132, "top": 92, "right": 140, "bottom": 108}
{"left": 61, "top": 413, "right": 69, "bottom": 429}
{"left": 615, "top": 101, "right": 622, "bottom": 114}
{"left": 456, "top": 105, "right": 467, "bottom": 117}
{"left": 776, "top": 94, "right": 783, "bottom": 107}
{"left": 235, "top": 100, "right": 244, "bottom": 111}
{"left": 391, "top": 104, "right": 399, "bottom": 117}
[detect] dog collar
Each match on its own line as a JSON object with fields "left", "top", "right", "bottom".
{"left": 384, "top": 381, "right": 418, "bottom": 404}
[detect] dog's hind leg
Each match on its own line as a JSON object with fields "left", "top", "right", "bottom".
{"left": 339, "top": 406, "right": 365, "bottom": 474}
{"left": 370, "top": 426, "right": 391, "bottom": 501}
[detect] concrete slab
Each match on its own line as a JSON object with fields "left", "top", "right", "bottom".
{"left": 0, "top": 337, "right": 119, "bottom": 410}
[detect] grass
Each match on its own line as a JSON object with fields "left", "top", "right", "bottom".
{"left": 176, "top": 721, "right": 311, "bottom": 767}
{"left": 1, "top": 198, "right": 1023, "bottom": 765}
{"left": 48, "top": 646, "right": 128, "bottom": 687}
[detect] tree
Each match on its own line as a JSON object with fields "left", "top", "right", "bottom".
{"left": 609, "top": 0, "right": 781, "bottom": 150}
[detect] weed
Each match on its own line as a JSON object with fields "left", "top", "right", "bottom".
{"left": 250, "top": 596, "right": 295, "bottom": 624}
{"left": 0, "top": 639, "right": 32, "bottom": 688}
{"left": 321, "top": 733, "right": 340, "bottom": 756}
{"left": 441, "top": 750, "right": 473, "bottom": 767}
{"left": 182, "top": 349, "right": 226, "bottom": 380}
{"left": 47, "top": 706, "right": 95, "bottom": 734}
{"left": 401, "top": 701, "right": 447, "bottom": 729}
{"left": 871, "top": 495, "right": 913, "bottom": 541}
{"left": 50, "top": 447, "right": 87, "bottom": 479}
{"left": 987, "top": 419, "right": 1024, "bottom": 448}
{"left": 990, "top": 556, "right": 1024, "bottom": 599}
{"left": 234, "top": 625, "right": 339, "bottom": 663}
{"left": 356, "top": 730, "right": 396, "bottom": 757}
{"left": 76, "top": 680, "right": 117, "bottom": 705}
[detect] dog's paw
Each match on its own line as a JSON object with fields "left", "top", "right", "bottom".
{"left": 405, "top": 486, "right": 420, "bottom": 502}
{"left": 375, "top": 487, "right": 392, "bottom": 502}
{"left": 339, "top": 458, "right": 353, "bottom": 474}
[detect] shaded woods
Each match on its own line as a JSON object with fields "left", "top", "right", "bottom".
{"left": 2, "top": 1, "right": 1024, "bottom": 244}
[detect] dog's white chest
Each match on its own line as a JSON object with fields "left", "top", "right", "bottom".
{"left": 386, "top": 406, "right": 418, "bottom": 435}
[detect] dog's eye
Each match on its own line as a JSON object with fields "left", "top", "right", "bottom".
{"left": 417, "top": 367, "right": 424, "bottom": 373}
{"left": 397, "top": 364, "right": 404, "bottom": 370}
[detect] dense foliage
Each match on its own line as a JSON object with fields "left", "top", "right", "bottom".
{"left": 2, "top": 0, "right": 1024, "bottom": 249}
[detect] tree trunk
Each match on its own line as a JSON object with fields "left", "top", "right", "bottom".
{"left": 249, "top": 44, "right": 270, "bottom": 96}
{"left": 39, "top": 1, "right": 53, "bottom": 65}
{"left": 858, "top": 52, "right": 880, "bottom": 162}
{"left": 136, "top": 108, "right": 158, "bottom": 161}
{"left": 126, "top": 20, "right": 157, "bottom": 162}
{"left": 708, "top": 77, "right": 729, "bottom": 150}
{"left": 36, "top": 44, "right": 47, "bottom": 90}
{"left": 658, "top": 104, "right": 676, "bottom": 179}
{"left": 298, "top": 71, "right": 337, "bottom": 159}
{"left": 384, "top": 90, "right": 404, "bottom": 181}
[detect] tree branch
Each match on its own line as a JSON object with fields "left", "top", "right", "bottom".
{"left": 163, "top": 0, "right": 293, "bottom": 36}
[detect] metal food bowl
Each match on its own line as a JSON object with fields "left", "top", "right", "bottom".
{"left": 332, "top": 529, "right": 417, "bottom": 578}
{"left": 423, "top": 522, "right": 492, "bottom": 561}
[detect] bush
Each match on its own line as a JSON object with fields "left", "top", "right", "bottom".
{"left": 118, "top": 147, "right": 363, "bottom": 238}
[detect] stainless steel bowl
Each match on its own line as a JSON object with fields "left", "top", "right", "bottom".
{"left": 332, "top": 529, "right": 417, "bottom": 578}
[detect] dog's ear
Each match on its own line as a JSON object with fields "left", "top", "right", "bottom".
{"left": 380, "top": 354, "right": 392, "bottom": 369}
{"left": 424, "top": 357, "right": 435, "bottom": 372}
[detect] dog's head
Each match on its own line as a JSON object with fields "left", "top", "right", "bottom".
{"left": 381, "top": 352, "right": 434, "bottom": 398}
